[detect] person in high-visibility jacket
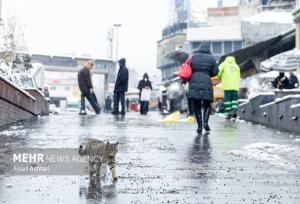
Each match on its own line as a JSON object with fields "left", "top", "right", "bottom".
{"left": 218, "top": 56, "right": 241, "bottom": 120}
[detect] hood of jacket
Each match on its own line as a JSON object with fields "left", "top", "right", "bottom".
{"left": 119, "top": 58, "right": 126, "bottom": 67}
{"left": 143, "top": 73, "right": 149, "bottom": 79}
{"left": 195, "top": 42, "right": 211, "bottom": 54}
{"left": 224, "top": 56, "right": 236, "bottom": 64}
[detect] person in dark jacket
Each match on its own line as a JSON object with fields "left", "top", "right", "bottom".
{"left": 138, "top": 73, "right": 153, "bottom": 115}
{"left": 188, "top": 43, "right": 219, "bottom": 134}
{"left": 78, "top": 60, "right": 101, "bottom": 115}
{"left": 288, "top": 72, "right": 299, "bottom": 89}
{"left": 273, "top": 72, "right": 289, "bottom": 89}
{"left": 112, "top": 58, "right": 129, "bottom": 116}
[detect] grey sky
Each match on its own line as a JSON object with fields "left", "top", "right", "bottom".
{"left": 2, "top": 0, "right": 233, "bottom": 75}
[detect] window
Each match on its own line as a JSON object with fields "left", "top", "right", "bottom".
{"left": 50, "top": 86, "right": 57, "bottom": 91}
{"left": 96, "top": 63, "right": 102, "bottom": 69}
{"left": 212, "top": 42, "right": 222, "bottom": 54}
{"left": 95, "top": 61, "right": 108, "bottom": 70}
{"left": 233, "top": 41, "right": 242, "bottom": 51}
{"left": 65, "top": 86, "right": 71, "bottom": 91}
{"left": 224, "top": 42, "right": 233, "bottom": 53}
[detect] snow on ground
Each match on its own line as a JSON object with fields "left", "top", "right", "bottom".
{"left": 0, "top": 126, "right": 28, "bottom": 136}
{"left": 230, "top": 142, "right": 300, "bottom": 169}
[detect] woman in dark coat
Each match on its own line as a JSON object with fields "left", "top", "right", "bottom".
{"left": 138, "top": 73, "right": 152, "bottom": 115}
{"left": 189, "top": 43, "right": 219, "bottom": 134}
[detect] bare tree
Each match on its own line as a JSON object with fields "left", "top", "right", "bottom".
{"left": 1, "top": 17, "right": 26, "bottom": 66}
{"left": 0, "top": 16, "right": 29, "bottom": 87}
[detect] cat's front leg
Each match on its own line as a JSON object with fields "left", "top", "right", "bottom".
{"left": 95, "top": 162, "right": 101, "bottom": 177}
{"left": 108, "top": 158, "right": 117, "bottom": 182}
{"left": 89, "top": 161, "right": 96, "bottom": 176}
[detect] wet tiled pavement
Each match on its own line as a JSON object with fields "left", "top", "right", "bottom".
{"left": 0, "top": 112, "right": 300, "bottom": 204}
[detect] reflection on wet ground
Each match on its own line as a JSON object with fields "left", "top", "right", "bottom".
{"left": 79, "top": 174, "right": 117, "bottom": 201}
{"left": 190, "top": 132, "right": 211, "bottom": 165}
{"left": 0, "top": 112, "right": 300, "bottom": 203}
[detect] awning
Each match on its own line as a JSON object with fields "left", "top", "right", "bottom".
{"left": 260, "top": 48, "right": 300, "bottom": 72}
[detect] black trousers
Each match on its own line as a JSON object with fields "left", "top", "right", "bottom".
{"left": 140, "top": 101, "right": 149, "bottom": 115}
{"left": 192, "top": 99, "right": 211, "bottom": 130}
{"left": 80, "top": 92, "right": 101, "bottom": 114}
{"left": 193, "top": 100, "right": 211, "bottom": 110}
{"left": 193, "top": 100, "right": 211, "bottom": 116}
{"left": 113, "top": 92, "right": 125, "bottom": 114}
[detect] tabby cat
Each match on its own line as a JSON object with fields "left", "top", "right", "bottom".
{"left": 79, "top": 139, "right": 119, "bottom": 182}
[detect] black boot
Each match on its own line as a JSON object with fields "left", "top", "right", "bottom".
{"left": 226, "top": 111, "right": 232, "bottom": 120}
{"left": 232, "top": 109, "right": 237, "bottom": 119}
{"left": 111, "top": 110, "right": 119, "bottom": 115}
{"left": 195, "top": 111, "right": 203, "bottom": 134}
{"left": 203, "top": 107, "right": 211, "bottom": 132}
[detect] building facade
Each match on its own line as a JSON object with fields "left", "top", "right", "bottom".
{"left": 157, "top": 0, "right": 297, "bottom": 81}
{"left": 260, "top": 0, "right": 296, "bottom": 10}
{"left": 187, "top": 6, "right": 244, "bottom": 61}
{"left": 157, "top": 33, "right": 187, "bottom": 81}
{"left": 157, "top": 1, "right": 248, "bottom": 81}
{"left": 241, "top": 0, "right": 296, "bottom": 46}
{"left": 30, "top": 54, "right": 115, "bottom": 107}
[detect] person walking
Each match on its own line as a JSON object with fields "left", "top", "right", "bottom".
{"left": 78, "top": 60, "right": 101, "bottom": 115}
{"left": 112, "top": 58, "right": 129, "bottom": 116}
{"left": 188, "top": 43, "right": 219, "bottom": 134}
{"left": 138, "top": 73, "right": 153, "bottom": 115}
{"left": 218, "top": 56, "right": 241, "bottom": 120}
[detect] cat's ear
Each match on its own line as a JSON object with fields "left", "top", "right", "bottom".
{"left": 105, "top": 142, "right": 109, "bottom": 149}
{"left": 115, "top": 142, "right": 119, "bottom": 146}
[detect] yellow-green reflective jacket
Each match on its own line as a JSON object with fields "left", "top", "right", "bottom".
{"left": 218, "top": 56, "right": 241, "bottom": 91}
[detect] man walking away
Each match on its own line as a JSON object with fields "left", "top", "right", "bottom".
{"left": 138, "top": 73, "right": 153, "bottom": 115}
{"left": 218, "top": 56, "right": 240, "bottom": 120}
{"left": 78, "top": 60, "right": 101, "bottom": 115}
{"left": 288, "top": 72, "right": 299, "bottom": 89}
{"left": 112, "top": 58, "right": 129, "bottom": 116}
